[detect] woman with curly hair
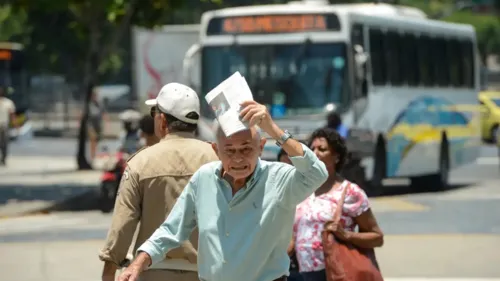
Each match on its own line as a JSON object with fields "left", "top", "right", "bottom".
{"left": 292, "top": 128, "right": 384, "bottom": 281}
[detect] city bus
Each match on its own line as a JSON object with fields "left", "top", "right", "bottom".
{"left": 182, "top": 1, "right": 481, "bottom": 192}
{"left": 0, "top": 42, "right": 31, "bottom": 139}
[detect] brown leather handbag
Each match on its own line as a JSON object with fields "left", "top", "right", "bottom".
{"left": 321, "top": 183, "right": 383, "bottom": 281}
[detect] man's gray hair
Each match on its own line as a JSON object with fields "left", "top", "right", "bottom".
{"left": 212, "top": 119, "right": 262, "bottom": 142}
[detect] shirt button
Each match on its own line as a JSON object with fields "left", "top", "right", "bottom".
{"left": 223, "top": 260, "right": 227, "bottom": 264}
{"left": 226, "top": 232, "right": 230, "bottom": 236}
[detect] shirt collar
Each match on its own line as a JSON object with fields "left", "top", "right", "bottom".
{"left": 160, "top": 131, "right": 195, "bottom": 142}
{"left": 215, "top": 158, "right": 262, "bottom": 187}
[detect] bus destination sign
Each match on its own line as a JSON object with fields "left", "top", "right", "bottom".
{"left": 0, "top": 50, "right": 12, "bottom": 60}
{"left": 206, "top": 14, "right": 340, "bottom": 35}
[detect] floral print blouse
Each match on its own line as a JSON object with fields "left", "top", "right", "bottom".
{"left": 293, "top": 180, "right": 370, "bottom": 272}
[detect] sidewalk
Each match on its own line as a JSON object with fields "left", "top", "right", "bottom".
{"left": 32, "top": 119, "right": 122, "bottom": 139}
{"left": 0, "top": 156, "right": 107, "bottom": 217}
{"left": 0, "top": 235, "right": 499, "bottom": 281}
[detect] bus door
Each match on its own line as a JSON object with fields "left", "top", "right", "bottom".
{"left": 350, "top": 22, "right": 369, "bottom": 124}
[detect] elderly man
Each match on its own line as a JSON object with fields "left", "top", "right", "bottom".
{"left": 99, "top": 83, "right": 218, "bottom": 281}
{"left": 118, "top": 100, "right": 329, "bottom": 281}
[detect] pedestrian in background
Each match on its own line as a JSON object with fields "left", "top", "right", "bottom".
{"left": 118, "top": 100, "right": 328, "bottom": 281}
{"left": 293, "top": 128, "right": 383, "bottom": 281}
{"left": 88, "top": 88, "right": 109, "bottom": 163}
{"left": 99, "top": 83, "right": 219, "bottom": 281}
{"left": 0, "top": 86, "right": 16, "bottom": 165}
{"left": 326, "top": 111, "right": 348, "bottom": 139}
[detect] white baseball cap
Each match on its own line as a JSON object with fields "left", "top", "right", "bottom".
{"left": 145, "top": 83, "right": 200, "bottom": 124}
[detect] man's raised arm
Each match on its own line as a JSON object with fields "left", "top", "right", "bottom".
{"left": 238, "top": 100, "right": 329, "bottom": 209}
{"left": 276, "top": 141, "right": 329, "bottom": 208}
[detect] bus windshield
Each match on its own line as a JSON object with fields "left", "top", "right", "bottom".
{"left": 201, "top": 42, "right": 348, "bottom": 118}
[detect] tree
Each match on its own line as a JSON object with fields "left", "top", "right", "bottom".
{"left": 0, "top": 4, "right": 28, "bottom": 41}
{"left": 444, "top": 11, "right": 500, "bottom": 64}
{"left": 397, "top": 0, "right": 500, "bottom": 64}
{"left": 11, "top": 0, "right": 219, "bottom": 169}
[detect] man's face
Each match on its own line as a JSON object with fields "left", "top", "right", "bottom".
{"left": 212, "top": 128, "right": 266, "bottom": 181}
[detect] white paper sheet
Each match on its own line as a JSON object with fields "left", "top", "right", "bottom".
{"left": 204, "top": 71, "right": 254, "bottom": 137}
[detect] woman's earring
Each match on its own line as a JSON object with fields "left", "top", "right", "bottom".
{"left": 335, "top": 158, "right": 340, "bottom": 164}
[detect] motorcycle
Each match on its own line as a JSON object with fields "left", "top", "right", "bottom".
{"left": 98, "top": 109, "right": 142, "bottom": 213}
{"left": 98, "top": 149, "right": 130, "bottom": 213}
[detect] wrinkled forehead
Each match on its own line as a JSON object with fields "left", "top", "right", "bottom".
{"left": 214, "top": 121, "right": 261, "bottom": 146}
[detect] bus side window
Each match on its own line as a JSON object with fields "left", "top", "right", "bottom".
{"left": 386, "top": 30, "right": 403, "bottom": 86}
{"left": 418, "top": 35, "right": 433, "bottom": 87}
{"left": 447, "top": 39, "right": 463, "bottom": 87}
{"left": 369, "top": 28, "right": 386, "bottom": 86}
{"left": 351, "top": 23, "right": 367, "bottom": 97}
{"left": 434, "top": 37, "right": 449, "bottom": 87}
{"left": 403, "top": 33, "right": 419, "bottom": 86}
{"left": 461, "top": 40, "right": 474, "bottom": 89}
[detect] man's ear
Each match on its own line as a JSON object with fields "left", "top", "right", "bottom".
{"left": 161, "top": 114, "right": 168, "bottom": 131}
{"left": 258, "top": 137, "right": 267, "bottom": 156}
{"left": 211, "top": 142, "right": 218, "bottom": 155}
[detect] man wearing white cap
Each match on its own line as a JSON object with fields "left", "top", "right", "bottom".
{"left": 99, "top": 83, "right": 219, "bottom": 281}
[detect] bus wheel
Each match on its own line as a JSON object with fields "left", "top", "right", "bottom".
{"left": 369, "top": 139, "right": 385, "bottom": 196}
{"left": 411, "top": 139, "right": 449, "bottom": 191}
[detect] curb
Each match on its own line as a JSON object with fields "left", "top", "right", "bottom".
{"left": 33, "top": 130, "right": 119, "bottom": 140}
{"left": 29, "top": 188, "right": 100, "bottom": 213}
{"left": 0, "top": 184, "right": 100, "bottom": 219}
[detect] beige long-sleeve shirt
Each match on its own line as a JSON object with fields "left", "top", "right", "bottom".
{"left": 99, "top": 132, "right": 219, "bottom": 268}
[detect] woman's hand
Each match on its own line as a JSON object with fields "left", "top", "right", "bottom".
{"left": 325, "top": 221, "right": 352, "bottom": 242}
{"left": 287, "top": 239, "right": 295, "bottom": 256}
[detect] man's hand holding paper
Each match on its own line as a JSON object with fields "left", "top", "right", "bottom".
{"left": 239, "top": 100, "right": 273, "bottom": 133}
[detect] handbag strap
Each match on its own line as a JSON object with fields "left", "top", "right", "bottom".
{"left": 332, "top": 181, "right": 350, "bottom": 225}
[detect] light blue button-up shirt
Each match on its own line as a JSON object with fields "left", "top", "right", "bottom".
{"left": 137, "top": 143, "right": 328, "bottom": 281}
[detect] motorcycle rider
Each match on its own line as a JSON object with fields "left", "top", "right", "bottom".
{"left": 98, "top": 113, "right": 159, "bottom": 214}
{"left": 99, "top": 83, "right": 219, "bottom": 281}
{"left": 118, "top": 109, "right": 142, "bottom": 155}
{"left": 138, "top": 114, "right": 158, "bottom": 148}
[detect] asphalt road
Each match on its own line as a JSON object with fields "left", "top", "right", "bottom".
{"left": 9, "top": 137, "right": 499, "bottom": 184}
{"left": 0, "top": 178, "right": 499, "bottom": 279}
{"left": 2, "top": 139, "right": 500, "bottom": 280}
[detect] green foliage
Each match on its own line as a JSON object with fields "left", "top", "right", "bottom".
{"left": 4, "top": 0, "right": 500, "bottom": 79}
{"left": 0, "top": 4, "right": 28, "bottom": 41}
{"left": 7, "top": 0, "right": 220, "bottom": 82}
{"left": 444, "top": 11, "right": 500, "bottom": 58}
